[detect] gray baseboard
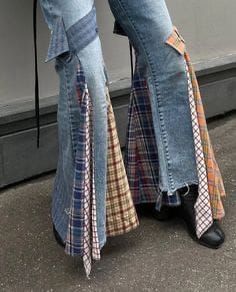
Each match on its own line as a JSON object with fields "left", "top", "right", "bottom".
{"left": 1, "top": 55, "right": 236, "bottom": 188}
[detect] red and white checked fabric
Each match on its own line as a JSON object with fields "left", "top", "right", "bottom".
{"left": 82, "top": 85, "right": 100, "bottom": 278}
{"left": 66, "top": 60, "right": 138, "bottom": 277}
{"left": 91, "top": 146, "right": 100, "bottom": 261}
{"left": 185, "top": 62, "right": 213, "bottom": 238}
{"left": 90, "top": 87, "right": 100, "bottom": 262}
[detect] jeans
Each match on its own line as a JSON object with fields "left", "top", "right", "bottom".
{"left": 39, "top": 0, "right": 109, "bottom": 248}
{"left": 108, "top": 0, "right": 199, "bottom": 193}
{"left": 39, "top": 0, "right": 199, "bottom": 249}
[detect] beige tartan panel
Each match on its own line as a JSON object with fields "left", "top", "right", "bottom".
{"left": 105, "top": 89, "right": 139, "bottom": 236}
{"left": 184, "top": 52, "right": 226, "bottom": 220}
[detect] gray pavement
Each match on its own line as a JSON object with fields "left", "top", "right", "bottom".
{"left": 0, "top": 113, "right": 236, "bottom": 292}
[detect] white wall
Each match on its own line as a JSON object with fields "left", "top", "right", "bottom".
{"left": 0, "top": 0, "right": 236, "bottom": 106}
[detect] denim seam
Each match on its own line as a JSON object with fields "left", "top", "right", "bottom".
{"left": 111, "top": 0, "right": 176, "bottom": 191}
{"left": 66, "top": 4, "right": 99, "bottom": 55}
{"left": 59, "top": 59, "right": 84, "bottom": 243}
{"left": 61, "top": 58, "right": 78, "bottom": 158}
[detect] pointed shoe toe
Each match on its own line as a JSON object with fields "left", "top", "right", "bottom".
{"left": 198, "top": 222, "right": 225, "bottom": 249}
{"left": 177, "top": 185, "right": 225, "bottom": 249}
{"left": 213, "top": 220, "right": 225, "bottom": 240}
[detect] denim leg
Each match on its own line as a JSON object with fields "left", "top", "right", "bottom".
{"left": 39, "top": 0, "right": 108, "bottom": 248}
{"left": 39, "top": 0, "right": 94, "bottom": 29}
{"left": 51, "top": 56, "right": 79, "bottom": 243}
{"left": 108, "top": 0, "right": 199, "bottom": 195}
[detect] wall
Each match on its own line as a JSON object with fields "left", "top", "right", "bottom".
{"left": 0, "top": 0, "right": 236, "bottom": 106}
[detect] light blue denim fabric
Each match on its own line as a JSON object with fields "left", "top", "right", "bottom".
{"left": 39, "top": 0, "right": 108, "bottom": 248}
{"left": 108, "top": 0, "right": 199, "bottom": 196}
{"left": 39, "top": 0, "right": 199, "bottom": 250}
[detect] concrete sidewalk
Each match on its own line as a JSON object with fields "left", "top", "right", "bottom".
{"left": 0, "top": 113, "right": 236, "bottom": 292}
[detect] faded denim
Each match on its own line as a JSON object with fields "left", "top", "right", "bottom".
{"left": 108, "top": 0, "right": 199, "bottom": 194}
{"left": 39, "top": 0, "right": 199, "bottom": 249}
{"left": 39, "top": 0, "right": 108, "bottom": 248}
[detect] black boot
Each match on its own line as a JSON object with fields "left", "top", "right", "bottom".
{"left": 153, "top": 205, "right": 175, "bottom": 221}
{"left": 52, "top": 223, "right": 65, "bottom": 248}
{"left": 177, "top": 184, "right": 225, "bottom": 249}
{"left": 135, "top": 203, "right": 175, "bottom": 220}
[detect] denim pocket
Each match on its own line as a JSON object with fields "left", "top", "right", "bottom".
{"left": 165, "top": 26, "right": 186, "bottom": 55}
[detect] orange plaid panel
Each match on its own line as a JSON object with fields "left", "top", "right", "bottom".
{"left": 184, "top": 52, "right": 226, "bottom": 219}
{"left": 165, "top": 25, "right": 226, "bottom": 219}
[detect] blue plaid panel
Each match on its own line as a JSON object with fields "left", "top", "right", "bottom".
{"left": 124, "top": 53, "right": 181, "bottom": 208}
{"left": 64, "top": 61, "right": 88, "bottom": 256}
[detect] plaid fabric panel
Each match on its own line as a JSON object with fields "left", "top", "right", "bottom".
{"left": 165, "top": 25, "right": 226, "bottom": 219}
{"left": 125, "top": 26, "right": 225, "bottom": 221}
{"left": 81, "top": 84, "right": 94, "bottom": 277}
{"left": 64, "top": 60, "right": 139, "bottom": 275}
{"left": 184, "top": 52, "right": 226, "bottom": 219}
{"left": 91, "top": 140, "right": 100, "bottom": 261}
{"left": 124, "top": 72, "right": 159, "bottom": 204}
{"left": 64, "top": 61, "right": 100, "bottom": 278}
{"left": 105, "top": 87, "right": 139, "bottom": 236}
{"left": 185, "top": 61, "right": 213, "bottom": 238}
{"left": 124, "top": 55, "right": 181, "bottom": 207}
{"left": 82, "top": 84, "right": 100, "bottom": 277}
{"left": 64, "top": 65, "right": 87, "bottom": 256}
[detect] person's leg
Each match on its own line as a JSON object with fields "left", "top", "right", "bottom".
{"left": 39, "top": 1, "right": 139, "bottom": 277}
{"left": 123, "top": 50, "right": 181, "bottom": 222}
{"left": 108, "top": 0, "right": 199, "bottom": 195}
{"left": 39, "top": 0, "right": 108, "bottom": 249}
{"left": 108, "top": 0, "right": 225, "bottom": 247}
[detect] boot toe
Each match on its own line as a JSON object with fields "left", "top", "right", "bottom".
{"left": 199, "top": 224, "right": 225, "bottom": 249}
{"left": 213, "top": 220, "right": 225, "bottom": 240}
{"left": 154, "top": 205, "right": 174, "bottom": 221}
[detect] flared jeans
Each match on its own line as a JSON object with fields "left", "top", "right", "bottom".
{"left": 39, "top": 0, "right": 226, "bottom": 276}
